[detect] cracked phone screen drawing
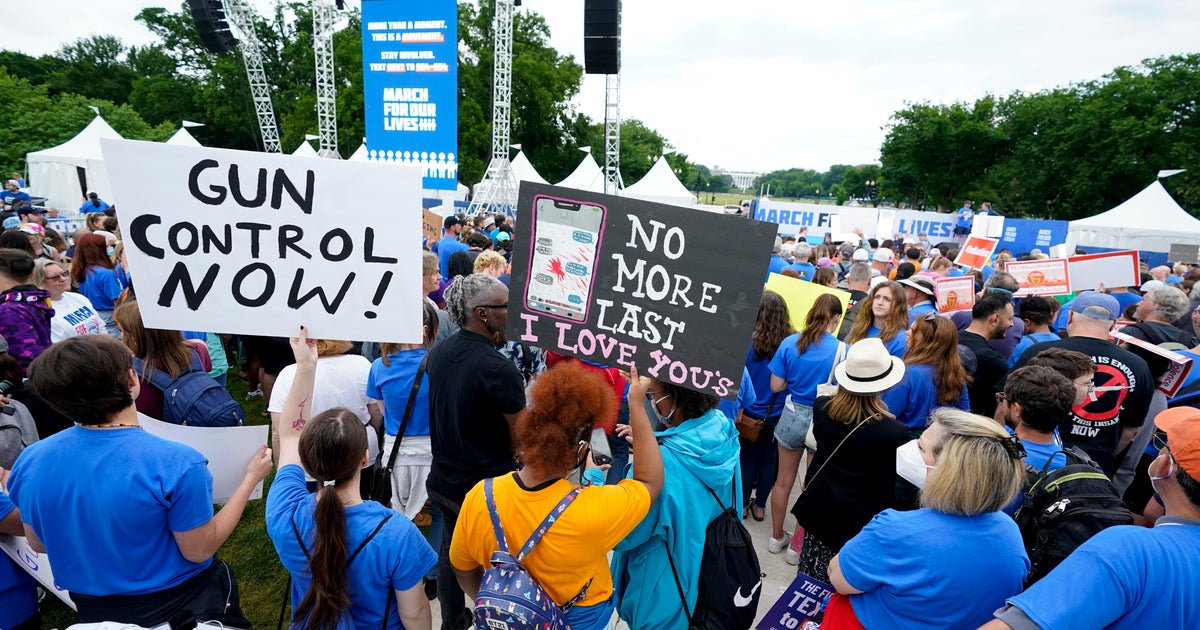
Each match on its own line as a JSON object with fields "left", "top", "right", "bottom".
{"left": 525, "top": 196, "right": 605, "bottom": 323}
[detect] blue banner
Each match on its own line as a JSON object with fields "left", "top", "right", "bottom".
{"left": 362, "top": 0, "right": 458, "bottom": 190}
{"left": 998, "top": 218, "right": 1069, "bottom": 256}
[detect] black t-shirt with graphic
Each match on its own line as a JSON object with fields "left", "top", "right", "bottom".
{"left": 1014, "top": 336, "right": 1153, "bottom": 475}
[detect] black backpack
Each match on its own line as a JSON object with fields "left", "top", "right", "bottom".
{"left": 1014, "top": 447, "right": 1134, "bottom": 584}
{"left": 665, "top": 476, "right": 762, "bottom": 630}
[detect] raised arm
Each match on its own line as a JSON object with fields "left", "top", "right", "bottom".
{"left": 625, "top": 366, "right": 664, "bottom": 502}
{"left": 276, "top": 326, "right": 319, "bottom": 470}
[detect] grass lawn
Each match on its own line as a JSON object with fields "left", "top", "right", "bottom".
{"left": 38, "top": 367, "right": 291, "bottom": 629}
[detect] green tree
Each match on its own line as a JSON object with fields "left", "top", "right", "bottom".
{"left": 880, "top": 96, "right": 1008, "bottom": 211}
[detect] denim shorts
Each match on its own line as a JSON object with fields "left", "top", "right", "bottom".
{"left": 774, "top": 401, "right": 813, "bottom": 451}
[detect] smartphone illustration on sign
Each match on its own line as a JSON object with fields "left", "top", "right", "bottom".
{"left": 525, "top": 195, "right": 606, "bottom": 323}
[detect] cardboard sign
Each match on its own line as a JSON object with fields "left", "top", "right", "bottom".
{"left": 138, "top": 414, "right": 270, "bottom": 504}
{"left": 1110, "top": 330, "right": 1194, "bottom": 396}
{"left": 507, "top": 183, "right": 776, "bottom": 399}
{"left": 756, "top": 572, "right": 833, "bottom": 630}
{"left": 954, "top": 236, "right": 999, "bottom": 270}
{"left": 422, "top": 208, "right": 442, "bottom": 248}
{"left": 1067, "top": 250, "right": 1140, "bottom": 292}
{"left": 1168, "top": 243, "right": 1200, "bottom": 264}
{"left": 1005, "top": 258, "right": 1071, "bottom": 296}
{"left": 101, "top": 140, "right": 424, "bottom": 342}
{"left": 0, "top": 535, "right": 75, "bottom": 609}
{"left": 936, "top": 276, "right": 976, "bottom": 312}
{"left": 765, "top": 273, "right": 851, "bottom": 333}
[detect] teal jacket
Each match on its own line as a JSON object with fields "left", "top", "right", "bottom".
{"left": 611, "top": 408, "right": 742, "bottom": 630}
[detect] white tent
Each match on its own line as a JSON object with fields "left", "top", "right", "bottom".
{"left": 348, "top": 141, "right": 369, "bottom": 162}
{"left": 292, "top": 140, "right": 318, "bottom": 157}
{"left": 1067, "top": 181, "right": 1200, "bottom": 254}
{"left": 622, "top": 157, "right": 697, "bottom": 207}
{"left": 511, "top": 151, "right": 549, "bottom": 185}
{"left": 166, "top": 127, "right": 202, "bottom": 147}
{"left": 26, "top": 116, "right": 124, "bottom": 210}
{"left": 555, "top": 153, "right": 606, "bottom": 192}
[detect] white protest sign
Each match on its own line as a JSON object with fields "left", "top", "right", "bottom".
{"left": 138, "top": 414, "right": 270, "bottom": 503}
{"left": 1067, "top": 250, "right": 1141, "bottom": 292}
{"left": 875, "top": 208, "right": 896, "bottom": 242}
{"left": 0, "top": 534, "right": 75, "bottom": 609}
{"left": 100, "top": 140, "right": 424, "bottom": 342}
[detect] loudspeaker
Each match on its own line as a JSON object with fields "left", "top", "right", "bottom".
{"left": 188, "top": 0, "right": 237, "bottom": 54}
{"left": 584, "top": 0, "right": 620, "bottom": 75}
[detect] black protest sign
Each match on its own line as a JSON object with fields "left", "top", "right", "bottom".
{"left": 507, "top": 183, "right": 777, "bottom": 399}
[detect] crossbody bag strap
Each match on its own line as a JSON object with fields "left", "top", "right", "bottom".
{"left": 378, "top": 356, "right": 428, "bottom": 471}
{"left": 763, "top": 391, "right": 781, "bottom": 419}
{"left": 801, "top": 414, "right": 872, "bottom": 492}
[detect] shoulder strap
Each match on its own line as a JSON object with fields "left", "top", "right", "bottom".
{"left": 483, "top": 477, "right": 509, "bottom": 554}
{"left": 515, "top": 486, "right": 582, "bottom": 560}
{"left": 133, "top": 356, "right": 175, "bottom": 393}
{"left": 664, "top": 544, "right": 694, "bottom": 625}
{"left": 379, "top": 356, "right": 428, "bottom": 471}
{"left": 824, "top": 341, "right": 847, "bottom": 386}
{"left": 802, "top": 415, "right": 871, "bottom": 492}
{"left": 290, "top": 511, "right": 394, "bottom": 564}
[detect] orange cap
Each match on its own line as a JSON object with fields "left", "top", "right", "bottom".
{"left": 1154, "top": 407, "right": 1200, "bottom": 478}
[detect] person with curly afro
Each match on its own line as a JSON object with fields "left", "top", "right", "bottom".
{"left": 449, "top": 361, "right": 664, "bottom": 629}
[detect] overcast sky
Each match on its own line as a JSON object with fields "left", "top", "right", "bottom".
{"left": 8, "top": 1, "right": 1200, "bottom": 173}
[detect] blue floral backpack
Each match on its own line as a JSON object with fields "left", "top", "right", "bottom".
{"left": 473, "top": 477, "right": 592, "bottom": 630}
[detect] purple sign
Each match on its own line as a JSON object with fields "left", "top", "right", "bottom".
{"left": 756, "top": 572, "right": 833, "bottom": 630}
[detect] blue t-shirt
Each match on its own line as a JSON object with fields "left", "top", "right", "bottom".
{"left": 1009, "top": 332, "right": 1063, "bottom": 369}
{"left": 0, "top": 191, "right": 32, "bottom": 205}
{"left": 0, "top": 492, "right": 38, "bottom": 629}
{"left": 768, "top": 333, "right": 843, "bottom": 407}
{"left": 907, "top": 301, "right": 937, "bottom": 326}
{"left": 840, "top": 508, "right": 1028, "bottom": 630}
{"left": 867, "top": 324, "right": 908, "bottom": 358}
{"left": 767, "top": 255, "right": 788, "bottom": 277}
{"left": 367, "top": 348, "right": 432, "bottom": 437}
{"left": 78, "top": 265, "right": 125, "bottom": 312}
{"left": 718, "top": 368, "right": 755, "bottom": 426}
{"left": 266, "top": 465, "right": 436, "bottom": 630}
{"left": 1110, "top": 291, "right": 1142, "bottom": 314}
{"left": 880, "top": 363, "right": 969, "bottom": 430}
{"left": 955, "top": 207, "right": 974, "bottom": 228}
{"left": 789, "top": 261, "right": 816, "bottom": 281}
{"left": 947, "top": 267, "right": 966, "bottom": 278}
{"left": 437, "top": 238, "right": 468, "bottom": 278}
{"left": 1004, "top": 518, "right": 1200, "bottom": 630}
{"left": 8, "top": 426, "right": 214, "bottom": 596}
{"left": 80, "top": 199, "right": 111, "bottom": 214}
{"left": 742, "top": 345, "right": 783, "bottom": 418}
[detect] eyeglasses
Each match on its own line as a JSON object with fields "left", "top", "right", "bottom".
{"left": 44, "top": 273, "right": 68, "bottom": 282}
{"left": 923, "top": 311, "right": 939, "bottom": 332}
{"left": 1153, "top": 432, "right": 1169, "bottom": 452}
{"left": 995, "top": 393, "right": 1007, "bottom": 403}
{"left": 477, "top": 303, "right": 508, "bottom": 310}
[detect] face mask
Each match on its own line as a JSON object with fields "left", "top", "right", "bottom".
{"left": 649, "top": 393, "right": 676, "bottom": 427}
{"left": 1149, "top": 452, "right": 1176, "bottom": 493}
{"left": 106, "top": 246, "right": 115, "bottom": 257}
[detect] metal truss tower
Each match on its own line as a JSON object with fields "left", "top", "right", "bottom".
{"left": 604, "top": 73, "right": 621, "bottom": 195}
{"left": 467, "top": 0, "right": 517, "bottom": 216}
{"left": 223, "top": 0, "right": 282, "bottom": 153}
{"left": 313, "top": 1, "right": 340, "bottom": 158}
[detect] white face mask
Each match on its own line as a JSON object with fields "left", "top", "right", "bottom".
{"left": 1149, "top": 451, "right": 1176, "bottom": 494}
{"left": 650, "top": 393, "right": 676, "bottom": 427}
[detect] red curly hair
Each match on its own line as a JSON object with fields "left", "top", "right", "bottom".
{"left": 518, "top": 361, "right": 617, "bottom": 472}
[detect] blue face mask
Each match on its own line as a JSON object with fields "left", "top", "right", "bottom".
{"left": 107, "top": 246, "right": 115, "bottom": 257}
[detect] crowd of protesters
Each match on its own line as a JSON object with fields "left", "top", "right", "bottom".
{"left": 0, "top": 200, "right": 1197, "bottom": 630}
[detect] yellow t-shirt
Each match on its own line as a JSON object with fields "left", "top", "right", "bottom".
{"left": 450, "top": 473, "right": 651, "bottom": 607}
